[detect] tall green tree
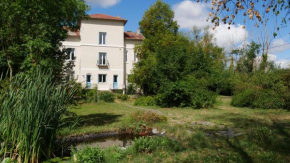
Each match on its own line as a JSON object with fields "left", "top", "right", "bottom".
{"left": 0, "top": 0, "right": 88, "bottom": 80}
{"left": 131, "top": 0, "right": 180, "bottom": 94}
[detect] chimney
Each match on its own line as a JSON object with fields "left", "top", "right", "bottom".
{"left": 137, "top": 28, "right": 141, "bottom": 35}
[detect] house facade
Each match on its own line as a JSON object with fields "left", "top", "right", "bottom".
{"left": 62, "top": 14, "right": 143, "bottom": 91}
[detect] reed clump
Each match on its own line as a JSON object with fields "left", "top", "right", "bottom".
{"left": 0, "top": 68, "right": 75, "bottom": 163}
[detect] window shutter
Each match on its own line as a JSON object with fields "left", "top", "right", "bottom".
{"left": 99, "top": 53, "right": 102, "bottom": 64}
{"left": 99, "top": 33, "right": 102, "bottom": 44}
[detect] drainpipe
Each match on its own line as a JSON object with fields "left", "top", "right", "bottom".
{"left": 123, "top": 47, "right": 126, "bottom": 95}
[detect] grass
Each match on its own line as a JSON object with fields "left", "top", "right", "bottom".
{"left": 58, "top": 96, "right": 290, "bottom": 162}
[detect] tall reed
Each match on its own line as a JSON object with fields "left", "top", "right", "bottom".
{"left": 0, "top": 68, "right": 75, "bottom": 163}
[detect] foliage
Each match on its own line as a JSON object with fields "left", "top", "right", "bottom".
{"left": 116, "top": 94, "right": 129, "bottom": 101}
{"left": 132, "top": 136, "right": 183, "bottom": 154}
{"left": 197, "top": 0, "right": 290, "bottom": 36}
{"left": 231, "top": 42, "right": 261, "bottom": 73}
{"left": 126, "top": 84, "right": 137, "bottom": 95}
{"left": 99, "top": 91, "right": 115, "bottom": 103}
{"left": 1, "top": 158, "right": 13, "bottom": 163}
{"left": 72, "top": 147, "right": 104, "bottom": 163}
{"left": 129, "top": 111, "right": 167, "bottom": 124}
{"left": 0, "top": 68, "right": 75, "bottom": 163}
{"left": 134, "top": 96, "right": 156, "bottom": 106}
{"left": 85, "top": 87, "right": 98, "bottom": 103}
{"left": 231, "top": 71, "right": 290, "bottom": 109}
{"left": 103, "top": 147, "right": 125, "bottom": 163}
{"left": 156, "top": 76, "right": 218, "bottom": 108}
{"left": 130, "top": 0, "right": 180, "bottom": 95}
{"left": 73, "top": 83, "right": 88, "bottom": 101}
{"left": 0, "top": 0, "right": 88, "bottom": 80}
{"left": 130, "top": 1, "right": 223, "bottom": 108}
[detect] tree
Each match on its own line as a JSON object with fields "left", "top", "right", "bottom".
{"left": 130, "top": 1, "right": 223, "bottom": 108}
{"left": 130, "top": 0, "right": 180, "bottom": 94}
{"left": 195, "top": 0, "right": 290, "bottom": 36}
{"left": 0, "top": 0, "right": 88, "bottom": 80}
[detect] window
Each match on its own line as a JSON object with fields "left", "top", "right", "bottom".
{"left": 66, "top": 48, "right": 75, "bottom": 60}
{"left": 134, "top": 52, "right": 137, "bottom": 62}
{"left": 99, "top": 53, "right": 107, "bottom": 65}
{"left": 99, "top": 32, "right": 106, "bottom": 45}
{"left": 98, "top": 74, "right": 107, "bottom": 83}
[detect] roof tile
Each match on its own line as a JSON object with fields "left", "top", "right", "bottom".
{"left": 124, "top": 32, "right": 144, "bottom": 40}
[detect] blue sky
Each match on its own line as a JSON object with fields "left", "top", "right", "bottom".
{"left": 86, "top": 0, "right": 290, "bottom": 68}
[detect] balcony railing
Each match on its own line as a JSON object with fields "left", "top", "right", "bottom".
{"left": 97, "top": 60, "right": 109, "bottom": 67}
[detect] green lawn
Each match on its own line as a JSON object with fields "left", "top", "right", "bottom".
{"left": 58, "top": 96, "right": 290, "bottom": 162}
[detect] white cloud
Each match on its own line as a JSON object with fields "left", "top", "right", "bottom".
{"left": 275, "top": 59, "right": 290, "bottom": 68}
{"left": 269, "top": 38, "right": 290, "bottom": 54}
{"left": 85, "top": 0, "right": 121, "bottom": 8}
{"left": 173, "top": 1, "right": 210, "bottom": 29}
{"left": 173, "top": 0, "right": 248, "bottom": 53}
{"left": 210, "top": 24, "right": 248, "bottom": 53}
{"left": 260, "top": 54, "right": 290, "bottom": 69}
{"left": 268, "top": 54, "right": 277, "bottom": 61}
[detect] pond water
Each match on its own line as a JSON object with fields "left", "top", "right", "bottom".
{"left": 74, "top": 134, "right": 137, "bottom": 150}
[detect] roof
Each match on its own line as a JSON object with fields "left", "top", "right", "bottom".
{"left": 63, "top": 26, "right": 80, "bottom": 37}
{"left": 89, "top": 14, "right": 127, "bottom": 24}
{"left": 124, "top": 32, "right": 144, "bottom": 40}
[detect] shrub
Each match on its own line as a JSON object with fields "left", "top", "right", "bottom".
{"left": 73, "top": 83, "right": 98, "bottom": 103}
{"left": 231, "top": 72, "right": 290, "bottom": 109}
{"left": 72, "top": 147, "right": 104, "bottom": 163}
{"left": 126, "top": 84, "right": 136, "bottom": 95}
{"left": 132, "top": 137, "right": 183, "bottom": 153}
{"left": 116, "top": 94, "right": 129, "bottom": 101}
{"left": 157, "top": 76, "right": 217, "bottom": 108}
{"left": 134, "top": 96, "right": 156, "bottom": 106}
{"left": 99, "top": 91, "right": 115, "bottom": 102}
{"left": 129, "top": 111, "right": 167, "bottom": 124}
{"left": 0, "top": 68, "right": 74, "bottom": 163}
{"left": 231, "top": 88, "right": 256, "bottom": 107}
{"left": 85, "top": 87, "right": 98, "bottom": 103}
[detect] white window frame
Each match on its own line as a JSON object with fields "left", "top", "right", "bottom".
{"left": 99, "top": 53, "right": 107, "bottom": 65}
{"left": 99, "top": 32, "right": 106, "bottom": 45}
{"left": 98, "top": 74, "right": 107, "bottom": 83}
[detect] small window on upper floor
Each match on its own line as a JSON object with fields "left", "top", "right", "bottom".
{"left": 66, "top": 48, "right": 75, "bottom": 61}
{"left": 99, "top": 32, "right": 106, "bottom": 45}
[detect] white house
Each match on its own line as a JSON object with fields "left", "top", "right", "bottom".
{"left": 62, "top": 14, "right": 144, "bottom": 91}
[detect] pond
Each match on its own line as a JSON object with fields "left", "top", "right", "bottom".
{"left": 75, "top": 134, "right": 137, "bottom": 150}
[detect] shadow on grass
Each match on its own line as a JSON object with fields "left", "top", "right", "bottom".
{"left": 226, "top": 139, "right": 253, "bottom": 163}
{"left": 61, "top": 113, "right": 123, "bottom": 129}
{"left": 196, "top": 112, "right": 290, "bottom": 162}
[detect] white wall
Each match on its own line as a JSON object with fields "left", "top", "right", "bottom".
{"left": 62, "top": 18, "right": 142, "bottom": 91}
{"left": 125, "top": 40, "right": 142, "bottom": 75}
